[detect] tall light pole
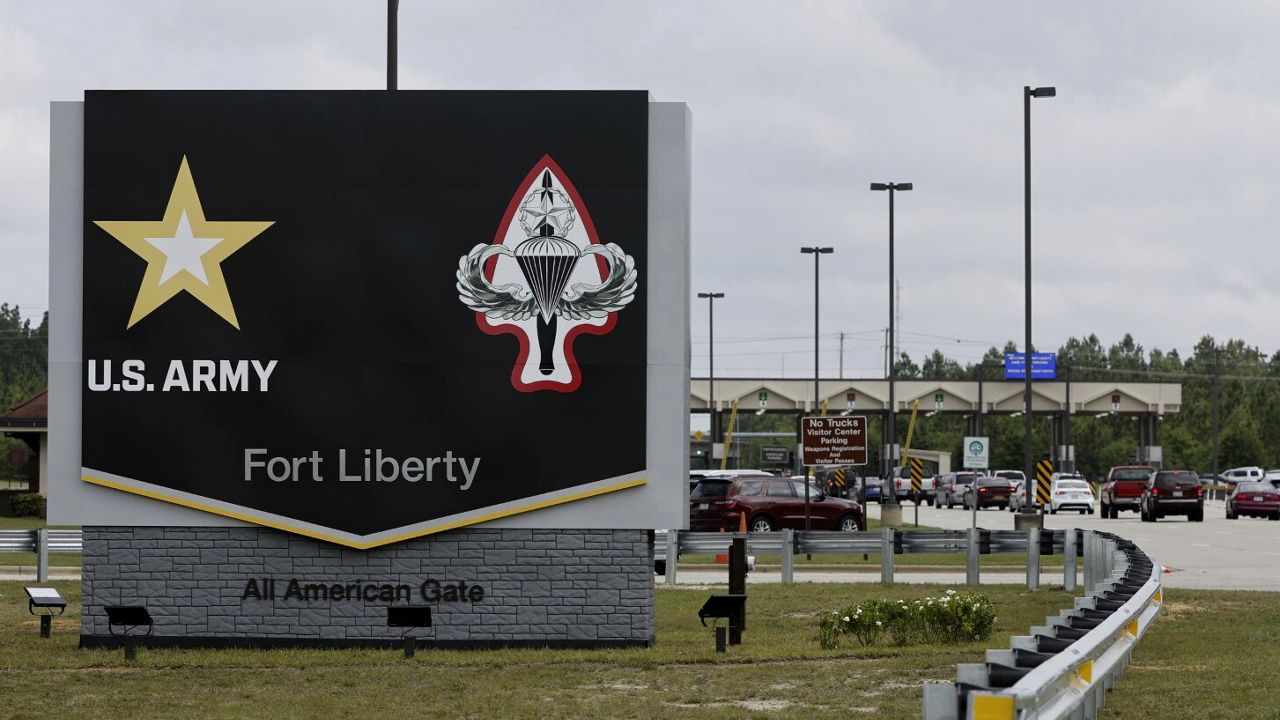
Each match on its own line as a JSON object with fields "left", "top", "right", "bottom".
{"left": 800, "top": 246, "right": 833, "bottom": 531}
{"left": 1020, "top": 85, "right": 1055, "bottom": 529}
{"left": 870, "top": 181, "right": 912, "bottom": 511}
{"left": 387, "top": 0, "right": 398, "bottom": 90}
{"left": 697, "top": 292, "right": 724, "bottom": 457}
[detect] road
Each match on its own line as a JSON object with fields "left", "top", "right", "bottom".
{"left": 867, "top": 498, "right": 1280, "bottom": 591}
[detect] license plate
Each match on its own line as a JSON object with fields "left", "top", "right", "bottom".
{"left": 1255, "top": 496, "right": 1264, "bottom": 502}
{"left": 698, "top": 503, "right": 708, "bottom": 510}
{"left": 1172, "top": 490, "right": 1183, "bottom": 497}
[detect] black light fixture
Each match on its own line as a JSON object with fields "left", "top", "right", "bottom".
{"left": 25, "top": 586, "right": 67, "bottom": 638}
{"left": 799, "top": 246, "right": 833, "bottom": 530}
{"left": 387, "top": 605, "right": 433, "bottom": 658}
{"left": 105, "top": 605, "right": 153, "bottom": 660}
{"left": 1021, "top": 85, "right": 1056, "bottom": 526}
{"left": 870, "top": 181, "right": 912, "bottom": 497}
{"left": 697, "top": 292, "right": 725, "bottom": 452}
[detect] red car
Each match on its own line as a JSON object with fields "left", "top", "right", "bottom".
{"left": 1101, "top": 465, "right": 1154, "bottom": 518}
{"left": 1226, "top": 482, "right": 1280, "bottom": 521}
{"left": 962, "top": 476, "right": 1015, "bottom": 510}
{"left": 689, "top": 476, "right": 863, "bottom": 532}
{"left": 1140, "top": 470, "right": 1204, "bottom": 522}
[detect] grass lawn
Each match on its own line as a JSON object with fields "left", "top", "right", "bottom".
{"left": 1100, "top": 589, "right": 1280, "bottom": 719}
{"left": 1, "top": 580, "right": 1266, "bottom": 718}
{"left": 0, "top": 516, "right": 82, "bottom": 567}
{"left": 0, "top": 580, "right": 1075, "bottom": 719}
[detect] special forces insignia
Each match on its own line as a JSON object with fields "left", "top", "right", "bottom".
{"left": 456, "top": 156, "right": 638, "bottom": 392}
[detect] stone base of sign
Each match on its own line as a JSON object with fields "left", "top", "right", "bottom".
{"left": 1013, "top": 512, "right": 1044, "bottom": 531}
{"left": 79, "top": 527, "right": 655, "bottom": 649}
{"left": 879, "top": 503, "right": 903, "bottom": 527}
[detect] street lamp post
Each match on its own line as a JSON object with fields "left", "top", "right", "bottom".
{"left": 1020, "top": 85, "right": 1055, "bottom": 530}
{"left": 870, "top": 182, "right": 912, "bottom": 518}
{"left": 800, "top": 247, "right": 832, "bottom": 531}
{"left": 697, "top": 292, "right": 724, "bottom": 457}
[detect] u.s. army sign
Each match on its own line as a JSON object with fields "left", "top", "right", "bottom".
{"left": 59, "top": 91, "right": 687, "bottom": 548}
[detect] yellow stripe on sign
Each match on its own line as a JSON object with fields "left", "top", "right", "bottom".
{"left": 971, "top": 694, "right": 1015, "bottom": 719}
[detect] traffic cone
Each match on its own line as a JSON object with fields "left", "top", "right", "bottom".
{"left": 738, "top": 512, "right": 748, "bottom": 533}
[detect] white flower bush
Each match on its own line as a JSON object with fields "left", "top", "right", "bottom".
{"left": 819, "top": 590, "right": 997, "bottom": 649}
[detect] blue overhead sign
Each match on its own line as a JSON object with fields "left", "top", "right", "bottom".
{"left": 1004, "top": 353, "right": 1057, "bottom": 380}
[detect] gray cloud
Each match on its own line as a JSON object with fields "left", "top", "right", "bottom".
{"left": 3, "top": 1, "right": 1277, "bottom": 376}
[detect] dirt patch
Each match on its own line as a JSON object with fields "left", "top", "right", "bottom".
{"left": 581, "top": 681, "right": 649, "bottom": 691}
{"left": 21, "top": 618, "right": 77, "bottom": 630}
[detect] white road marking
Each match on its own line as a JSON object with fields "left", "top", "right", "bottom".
{"left": 1191, "top": 543, "right": 1211, "bottom": 548}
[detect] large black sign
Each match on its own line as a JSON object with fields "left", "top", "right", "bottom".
{"left": 81, "top": 91, "right": 648, "bottom": 546}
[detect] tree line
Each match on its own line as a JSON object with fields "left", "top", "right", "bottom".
{"left": 0, "top": 304, "right": 48, "bottom": 480}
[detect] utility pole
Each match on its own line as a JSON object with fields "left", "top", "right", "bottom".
{"left": 387, "top": 0, "right": 399, "bottom": 91}
{"left": 1212, "top": 346, "right": 1221, "bottom": 480}
{"left": 839, "top": 331, "right": 845, "bottom": 379}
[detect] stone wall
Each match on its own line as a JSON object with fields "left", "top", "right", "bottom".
{"left": 81, "top": 527, "right": 654, "bottom": 648}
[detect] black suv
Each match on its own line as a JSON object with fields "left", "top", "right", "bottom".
{"left": 1140, "top": 469, "right": 1204, "bottom": 522}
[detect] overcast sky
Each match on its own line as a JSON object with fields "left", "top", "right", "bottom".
{"left": 4, "top": 1, "right": 1278, "bottom": 378}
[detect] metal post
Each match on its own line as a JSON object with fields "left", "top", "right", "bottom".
{"left": 1212, "top": 347, "right": 1221, "bottom": 481}
{"left": 37, "top": 528, "right": 49, "bottom": 582}
{"left": 781, "top": 529, "right": 795, "bottom": 584}
{"left": 387, "top": 0, "right": 398, "bottom": 91}
{"left": 1064, "top": 364, "right": 1073, "bottom": 472}
{"left": 809, "top": 250, "right": 817, "bottom": 531}
{"left": 1082, "top": 531, "right": 1095, "bottom": 592}
{"left": 40, "top": 615, "right": 51, "bottom": 639}
{"left": 1027, "top": 527, "right": 1040, "bottom": 591}
{"left": 887, "top": 189, "right": 897, "bottom": 488}
{"left": 403, "top": 636, "right": 416, "bottom": 659}
{"left": 728, "top": 537, "right": 746, "bottom": 645}
{"left": 966, "top": 527, "right": 980, "bottom": 586}
{"left": 709, "top": 297, "right": 715, "bottom": 445}
{"left": 715, "top": 626, "right": 727, "bottom": 653}
{"left": 1023, "top": 85, "right": 1035, "bottom": 524}
{"left": 880, "top": 527, "right": 894, "bottom": 584}
{"left": 1064, "top": 528, "right": 1078, "bottom": 592}
{"left": 665, "top": 529, "right": 678, "bottom": 585}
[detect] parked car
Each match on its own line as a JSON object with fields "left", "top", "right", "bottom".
{"left": 1100, "top": 465, "right": 1154, "bottom": 518}
{"left": 862, "top": 477, "right": 883, "bottom": 503}
{"left": 935, "top": 471, "right": 981, "bottom": 509}
{"left": 892, "top": 464, "right": 936, "bottom": 505}
{"left": 1264, "top": 470, "right": 1280, "bottom": 490}
{"left": 688, "top": 475, "right": 862, "bottom": 532}
{"left": 962, "top": 476, "right": 1015, "bottom": 510}
{"left": 1140, "top": 469, "right": 1204, "bottom": 522}
{"left": 1049, "top": 475, "right": 1095, "bottom": 515}
{"left": 1226, "top": 481, "right": 1280, "bottom": 521}
{"left": 1220, "top": 466, "right": 1266, "bottom": 487}
{"left": 991, "top": 469, "right": 1026, "bottom": 489}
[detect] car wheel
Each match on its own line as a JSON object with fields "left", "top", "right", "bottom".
{"left": 837, "top": 514, "right": 860, "bottom": 532}
{"left": 1099, "top": 502, "right": 1108, "bottom": 518}
{"left": 1270, "top": 513, "right": 1279, "bottom": 521}
{"left": 749, "top": 516, "right": 774, "bottom": 533}
{"left": 1050, "top": 507, "right": 1058, "bottom": 515}
{"left": 1226, "top": 510, "right": 1236, "bottom": 520}
{"left": 1191, "top": 510, "right": 1204, "bottom": 522}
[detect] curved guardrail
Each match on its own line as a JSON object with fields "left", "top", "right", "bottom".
{"left": 922, "top": 530, "right": 1161, "bottom": 719}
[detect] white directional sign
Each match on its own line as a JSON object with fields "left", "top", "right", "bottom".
{"left": 963, "top": 436, "right": 990, "bottom": 470}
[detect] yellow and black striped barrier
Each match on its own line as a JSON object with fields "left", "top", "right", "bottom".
{"left": 910, "top": 457, "right": 924, "bottom": 495}
{"left": 1035, "top": 458, "right": 1053, "bottom": 505}
{"left": 831, "top": 468, "right": 846, "bottom": 489}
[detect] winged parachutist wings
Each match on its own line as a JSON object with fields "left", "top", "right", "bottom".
{"left": 557, "top": 243, "right": 638, "bottom": 321}
{"left": 455, "top": 244, "right": 538, "bottom": 321}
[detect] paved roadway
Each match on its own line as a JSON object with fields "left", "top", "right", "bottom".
{"left": 866, "top": 498, "right": 1280, "bottom": 591}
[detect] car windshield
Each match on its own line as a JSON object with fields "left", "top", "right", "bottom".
{"left": 1112, "top": 469, "right": 1152, "bottom": 481}
{"left": 691, "top": 480, "right": 731, "bottom": 499}
{"left": 996, "top": 471, "right": 1024, "bottom": 480}
{"left": 1057, "top": 480, "right": 1090, "bottom": 491}
{"left": 1155, "top": 472, "right": 1197, "bottom": 487}
{"left": 977, "top": 477, "right": 1006, "bottom": 487}
{"left": 790, "top": 481, "right": 823, "bottom": 499}
{"left": 956, "top": 474, "right": 976, "bottom": 484}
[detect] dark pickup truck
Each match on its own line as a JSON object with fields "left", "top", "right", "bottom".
{"left": 1101, "top": 465, "right": 1154, "bottom": 518}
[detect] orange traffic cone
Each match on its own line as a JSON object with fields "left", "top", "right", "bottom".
{"left": 738, "top": 512, "right": 748, "bottom": 533}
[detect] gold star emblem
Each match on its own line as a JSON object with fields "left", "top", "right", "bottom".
{"left": 94, "top": 156, "right": 273, "bottom": 329}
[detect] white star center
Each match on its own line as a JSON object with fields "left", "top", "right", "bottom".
{"left": 145, "top": 210, "right": 223, "bottom": 284}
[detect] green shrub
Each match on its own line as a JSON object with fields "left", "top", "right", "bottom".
{"left": 819, "top": 589, "right": 996, "bottom": 649}
{"left": 8, "top": 493, "right": 46, "bottom": 518}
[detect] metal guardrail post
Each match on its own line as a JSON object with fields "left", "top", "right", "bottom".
{"left": 781, "top": 529, "right": 795, "bottom": 584}
{"left": 880, "top": 527, "right": 894, "bottom": 584}
{"left": 1082, "top": 530, "right": 1094, "bottom": 592}
{"left": 1064, "top": 528, "right": 1078, "bottom": 592}
{"left": 665, "top": 529, "right": 678, "bottom": 585}
{"left": 37, "top": 528, "right": 49, "bottom": 582}
{"left": 1027, "top": 527, "right": 1040, "bottom": 591}
{"left": 966, "top": 527, "right": 979, "bottom": 586}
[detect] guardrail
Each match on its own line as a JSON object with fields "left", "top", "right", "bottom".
{"left": 0, "top": 529, "right": 83, "bottom": 581}
{"left": 922, "top": 530, "right": 1161, "bottom": 719}
{"left": 658, "top": 527, "right": 1081, "bottom": 588}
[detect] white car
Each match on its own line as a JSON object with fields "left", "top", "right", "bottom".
{"left": 1050, "top": 476, "right": 1095, "bottom": 515}
{"left": 1221, "top": 466, "right": 1265, "bottom": 487}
